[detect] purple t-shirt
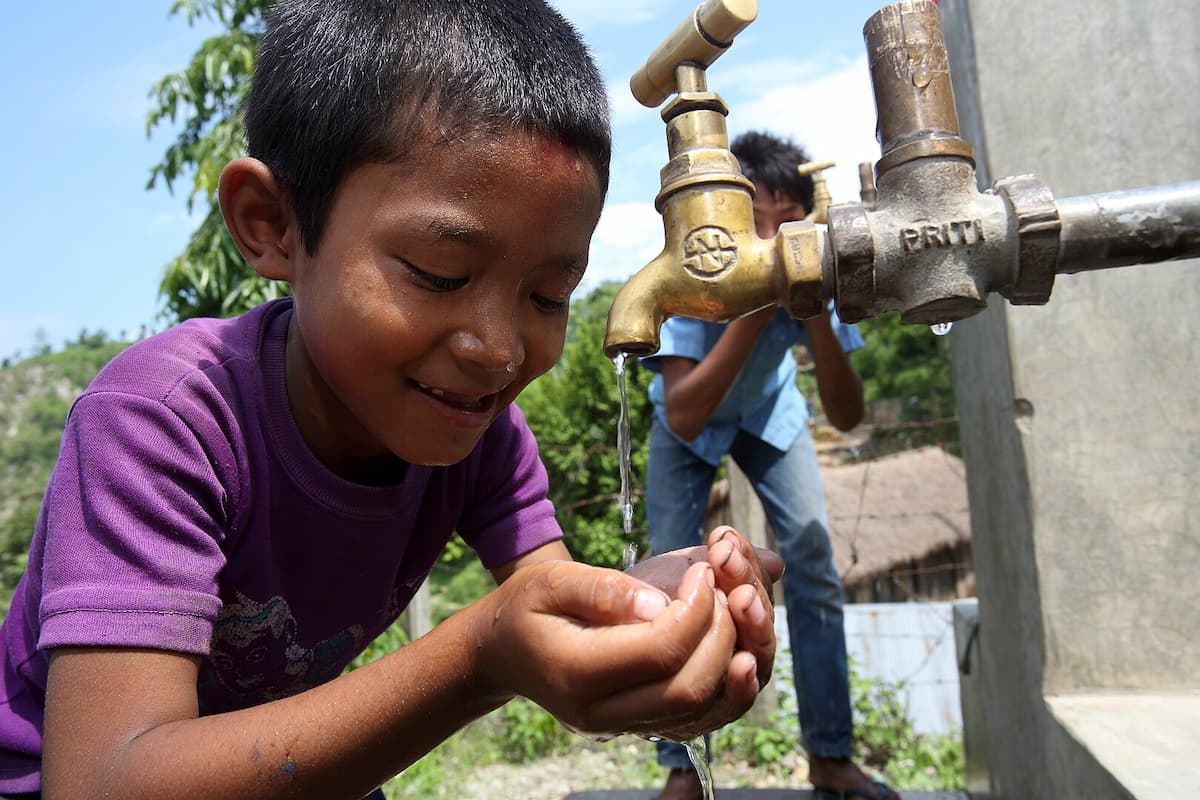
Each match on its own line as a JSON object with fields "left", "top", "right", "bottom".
{"left": 0, "top": 299, "right": 562, "bottom": 792}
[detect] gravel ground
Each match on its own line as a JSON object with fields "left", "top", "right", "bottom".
{"left": 384, "top": 735, "right": 809, "bottom": 800}
{"left": 383, "top": 611, "right": 816, "bottom": 800}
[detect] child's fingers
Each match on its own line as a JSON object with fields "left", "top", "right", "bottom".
{"left": 586, "top": 645, "right": 759, "bottom": 740}
{"left": 705, "top": 528, "right": 780, "bottom": 618}
{"left": 706, "top": 526, "right": 784, "bottom": 583}
{"left": 704, "top": 529, "right": 778, "bottom": 688}
{"left": 726, "top": 583, "right": 776, "bottom": 689}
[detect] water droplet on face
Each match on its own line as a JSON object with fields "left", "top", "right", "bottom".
{"left": 930, "top": 322, "right": 953, "bottom": 336}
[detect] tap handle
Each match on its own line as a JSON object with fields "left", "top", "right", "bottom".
{"left": 798, "top": 160, "right": 836, "bottom": 225}
{"left": 858, "top": 161, "right": 878, "bottom": 206}
{"left": 797, "top": 160, "right": 836, "bottom": 177}
{"left": 629, "top": 0, "right": 758, "bottom": 108}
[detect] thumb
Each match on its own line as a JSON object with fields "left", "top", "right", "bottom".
{"left": 540, "top": 562, "right": 671, "bottom": 625}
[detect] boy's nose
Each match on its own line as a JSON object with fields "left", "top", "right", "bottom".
{"left": 453, "top": 307, "right": 525, "bottom": 374}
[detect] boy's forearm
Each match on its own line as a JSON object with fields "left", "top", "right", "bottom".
{"left": 664, "top": 309, "right": 774, "bottom": 439}
{"left": 803, "top": 315, "right": 864, "bottom": 431}
{"left": 44, "top": 609, "right": 508, "bottom": 800}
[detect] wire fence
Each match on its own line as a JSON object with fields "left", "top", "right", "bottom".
{"left": 535, "top": 407, "right": 975, "bottom": 608}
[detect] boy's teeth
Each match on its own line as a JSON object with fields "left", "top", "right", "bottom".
{"left": 418, "top": 383, "right": 483, "bottom": 409}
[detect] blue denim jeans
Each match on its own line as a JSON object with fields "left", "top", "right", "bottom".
{"left": 645, "top": 418, "right": 853, "bottom": 769}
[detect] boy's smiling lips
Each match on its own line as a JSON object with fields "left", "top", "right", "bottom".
{"left": 412, "top": 379, "right": 501, "bottom": 416}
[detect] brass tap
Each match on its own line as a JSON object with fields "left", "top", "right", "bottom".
{"left": 603, "top": 0, "right": 827, "bottom": 358}
{"left": 605, "top": 0, "right": 1200, "bottom": 357}
{"left": 799, "top": 160, "right": 837, "bottom": 225}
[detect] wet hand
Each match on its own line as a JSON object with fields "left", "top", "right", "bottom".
{"left": 627, "top": 527, "right": 781, "bottom": 690}
{"left": 469, "top": 559, "right": 757, "bottom": 741}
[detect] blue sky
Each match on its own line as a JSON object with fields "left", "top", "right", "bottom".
{"left": 0, "top": 1, "right": 886, "bottom": 358}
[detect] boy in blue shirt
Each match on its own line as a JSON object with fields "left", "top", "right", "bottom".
{"left": 0, "top": 3, "right": 784, "bottom": 798}
{"left": 643, "top": 131, "right": 897, "bottom": 800}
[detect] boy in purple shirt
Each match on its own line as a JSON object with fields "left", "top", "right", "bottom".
{"left": 0, "top": 2, "right": 782, "bottom": 798}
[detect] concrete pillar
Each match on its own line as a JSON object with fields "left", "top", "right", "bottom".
{"left": 938, "top": 1, "right": 1200, "bottom": 796}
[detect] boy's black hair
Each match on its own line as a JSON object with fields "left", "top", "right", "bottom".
{"left": 245, "top": 0, "right": 612, "bottom": 254}
{"left": 730, "top": 131, "right": 814, "bottom": 212}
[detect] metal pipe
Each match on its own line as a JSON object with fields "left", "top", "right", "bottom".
{"left": 1056, "top": 180, "right": 1200, "bottom": 274}
{"left": 863, "top": 0, "right": 975, "bottom": 177}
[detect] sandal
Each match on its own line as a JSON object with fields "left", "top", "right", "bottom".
{"left": 655, "top": 767, "right": 704, "bottom": 800}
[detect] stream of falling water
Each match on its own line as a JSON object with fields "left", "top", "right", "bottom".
{"left": 613, "top": 354, "right": 714, "bottom": 800}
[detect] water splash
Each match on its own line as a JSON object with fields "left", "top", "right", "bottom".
{"left": 613, "top": 354, "right": 714, "bottom": 800}
{"left": 622, "top": 541, "right": 639, "bottom": 570}
{"left": 684, "top": 738, "right": 715, "bottom": 800}
{"left": 613, "top": 354, "right": 634, "bottom": 539}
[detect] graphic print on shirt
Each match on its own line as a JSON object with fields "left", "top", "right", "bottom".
{"left": 197, "top": 592, "right": 366, "bottom": 711}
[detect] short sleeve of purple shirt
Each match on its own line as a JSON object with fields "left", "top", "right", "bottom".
{"left": 0, "top": 299, "right": 564, "bottom": 793}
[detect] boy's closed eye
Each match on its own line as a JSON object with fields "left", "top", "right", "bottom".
{"left": 531, "top": 291, "right": 569, "bottom": 314}
{"left": 402, "top": 259, "right": 468, "bottom": 292}
{"left": 402, "top": 258, "right": 576, "bottom": 315}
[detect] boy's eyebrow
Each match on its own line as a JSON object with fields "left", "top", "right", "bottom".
{"left": 424, "top": 216, "right": 495, "bottom": 245}
{"left": 418, "top": 213, "right": 588, "bottom": 276}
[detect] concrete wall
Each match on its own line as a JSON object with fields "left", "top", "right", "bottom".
{"left": 939, "top": 0, "right": 1200, "bottom": 796}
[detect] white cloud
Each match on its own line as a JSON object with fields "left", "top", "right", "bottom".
{"left": 582, "top": 201, "right": 664, "bottom": 290}
{"left": 710, "top": 56, "right": 831, "bottom": 99}
{"left": 728, "top": 55, "right": 882, "bottom": 205}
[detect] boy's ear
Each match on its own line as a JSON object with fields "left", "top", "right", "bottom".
{"left": 218, "top": 157, "right": 297, "bottom": 282}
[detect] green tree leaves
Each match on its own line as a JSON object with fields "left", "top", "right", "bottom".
{"left": 147, "top": 0, "right": 280, "bottom": 323}
{"left": 849, "top": 312, "right": 955, "bottom": 422}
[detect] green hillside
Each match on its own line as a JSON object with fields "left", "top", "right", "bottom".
{"left": 0, "top": 335, "right": 129, "bottom": 610}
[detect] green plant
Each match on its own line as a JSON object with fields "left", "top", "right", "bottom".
{"left": 345, "top": 620, "right": 410, "bottom": 671}
{"left": 429, "top": 552, "right": 492, "bottom": 625}
{"left": 712, "top": 654, "right": 965, "bottom": 791}
{"left": 495, "top": 698, "right": 574, "bottom": 762}
{"left": 849, "top": 659, "right": 965, "bottom": 791}
{"left": 713, "top": 719, "right": 795, "bottom": 766}
{"left": 849, "top": 312, "right": 955, "bottom": 423}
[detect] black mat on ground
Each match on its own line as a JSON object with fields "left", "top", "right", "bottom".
{"left": 563, "top": 791, "right": 973, "bottom": 800}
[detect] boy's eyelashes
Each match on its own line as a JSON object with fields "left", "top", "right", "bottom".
{"left": 532, "top": 294, "right": 568, "bottom": 314}
{"left": 401, "top": 259, "right": 571, "bottom": 314}
{"left": 403, "top": 260, "right": 467, "bottom": 292}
